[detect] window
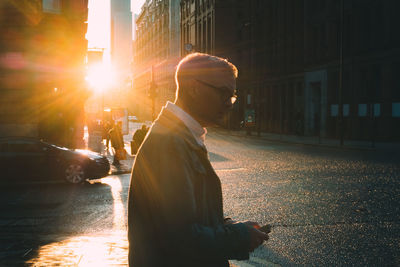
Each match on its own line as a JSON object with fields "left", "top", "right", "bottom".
{"left": 331, "top": 104, "right": 338, "bottom": 117}
{"left": 393, "top": 103, "right": 400, "bottom": 117}
{"left": 358, "top": 104, "right": 367, "bottom": 117}
{"left": 373, "top": 103, "right": 380, "bottom": 117}
{"left": 42, "top": 0, "right": 61, "bottom": 14}
{"left": 343, "top": 104, "right": 349, "bottom": 117}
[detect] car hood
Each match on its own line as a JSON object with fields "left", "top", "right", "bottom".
{"left": 73, "top": 149, "right": 105, "bottom": 160}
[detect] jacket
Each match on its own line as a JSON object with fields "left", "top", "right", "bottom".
{"left": 128, "top": 108, "right": 250, "bottom": 267}
{"left": 109, "top": 125, "right": 124, "bottom": 149}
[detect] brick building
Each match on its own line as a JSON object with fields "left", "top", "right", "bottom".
{"left": 132, "top": 0, "right": 180, "bottom": 121}
{"left": 0, "top": 0, "right": 88, "bottom": 147}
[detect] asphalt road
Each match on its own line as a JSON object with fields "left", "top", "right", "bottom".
{"left": 1, "top": 132, "right": 399, "bottom": 266}
{"left": 209, "top": 132, "right": 400, "bottom": 266}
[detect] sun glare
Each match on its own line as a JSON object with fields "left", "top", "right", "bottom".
{"left": 85, "top": 62, "right": 115, "bottom": 93}
{"left": 26, "top": 177, "right": 128, "bottom": 266}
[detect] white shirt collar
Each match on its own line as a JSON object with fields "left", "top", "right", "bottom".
{"left": 165, "top": 101, "right": 207, "bottom": 147}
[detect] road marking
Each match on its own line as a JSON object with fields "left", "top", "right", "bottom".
{"left": 251, "top": 256, "right": 281, "bottom": 266}
{"left": 215, "top": 167, "right": 246, "bottom": 172}
{"left": 22, "top": 248, "right": 32, "bottom": 257}
{"left": 231, "top": 256, "right": 281, "bottom": 267}
{"left": 230, "top": 261, "right": 254, "bottom": 267}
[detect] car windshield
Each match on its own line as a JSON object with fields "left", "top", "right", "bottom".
{"left": 40, "top": 140, "right": 69, "bottom": 150}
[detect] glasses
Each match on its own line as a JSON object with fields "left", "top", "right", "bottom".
{"left": 195, "top": 79, "right": 238, "bottom": 104}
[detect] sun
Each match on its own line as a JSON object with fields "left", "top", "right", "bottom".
{"left": 85, "top": 62, "right": 115, "bottom": 93}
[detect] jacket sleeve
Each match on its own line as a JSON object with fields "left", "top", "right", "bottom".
{"left": 148, "top": 134, "right": 250, "bottom": 261}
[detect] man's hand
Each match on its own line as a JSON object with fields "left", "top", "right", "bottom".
{"left": 243, "top": 221, "right": 269, "bottom": 252}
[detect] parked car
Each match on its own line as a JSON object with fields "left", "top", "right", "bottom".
{"left": 0, "top": 136, "right": 110, "bottom": 184}
{"left": 128, "top": 115, "right": 139, "bottom": 122}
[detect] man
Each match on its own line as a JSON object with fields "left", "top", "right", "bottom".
{"left": 109, "top": 121, "right": 124, "bottom": 165}
{"left": 128, "top": 53, "right": 268, "bottom": 266}
{"left": 103, "top": 119, "right": 114, "bottom": 150}
{"left": 131, "top": 124, "right": 148, "bottom": 155}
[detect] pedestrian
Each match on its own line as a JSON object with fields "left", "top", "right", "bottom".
{"left": 103, "top": 119, "right": 114, "bottom": 150}
{"left": 128, "top": 53, "right": 269, "bottom": 266}
{"left": 131, "top": 124, "right": 148, "bottom": 155}
{"left": 109, "top": 121, "right": 124, "bottom": 166}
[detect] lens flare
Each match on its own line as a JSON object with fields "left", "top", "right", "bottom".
{"left": 85, "top": 63, "right": 115, "bottom": 93}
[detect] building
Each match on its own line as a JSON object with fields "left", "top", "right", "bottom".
{"left": 251, "top": 0, "right": 305, "bottom": 135}
{"left": 0, "top": 0, "right": 89, "bottom": 147}
{"left": 133, "top": 0, "right": 180, "bottom": 121}
{"left": 180, "top": 0, "right": 400, "bottom": 142}
{"left": 304, "top": 0, "right": 400, "bottom": 141}
{"left": 110, "top": 0, "right": 132, "bottom": 108}
{"left": 180, "top": 0, "right": 264, "bottom": 128}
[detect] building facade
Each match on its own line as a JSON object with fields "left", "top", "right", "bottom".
{"left": 110, "top": 0, "right": 132, "bottom": 108}
{"left": 133, "top": 0, "right": 180, "bottom": 121}
{"left": 180, "top": 0, "right": 256, "bottom": 128}
{"left": 0, "top": 0, "right": 88, "bottom": 147}
{"left": 179, "top": 0, "right": 400, "bottom": 142}
{"left": 133, "top": 0, "right": 400, "bottom": 141}
{"left": 303, "top": 0, "right": 400, "bottom": 141}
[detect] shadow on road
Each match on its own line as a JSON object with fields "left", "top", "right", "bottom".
{"left": 209, "top": 151, "right": 229, "bottom": 162}
{"left": 0, "top": 180, "right": 124, "bottom": 265}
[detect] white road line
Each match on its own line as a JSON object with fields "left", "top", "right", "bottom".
{"left": 215, "top": 167, "right": 246, "bottom": 172}
{"left": 230, "top": 260, "right": 255, "bottom": 267}
{"left": 251, "top": 256, "right": 281, "bottom": 266}
{"left": 231, "top": 256, "right": 281, "bottom": 267}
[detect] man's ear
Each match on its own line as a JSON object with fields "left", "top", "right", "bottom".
{"left": 186, "top": 80, "right": 200, "bottom": 99}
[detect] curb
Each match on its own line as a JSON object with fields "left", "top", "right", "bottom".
{"left": 209, "top": 128, "right": 399, "bottom": 152}
{"left": 110, "top": 169, "right": 132, "bottom": 175}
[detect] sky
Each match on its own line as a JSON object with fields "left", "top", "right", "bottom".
{"left": 87, "top": 0, "right": 146, "bottom": 49}
{"left": 131, "top": 0, "right": 146, "bottom": 16}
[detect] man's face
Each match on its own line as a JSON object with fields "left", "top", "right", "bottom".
{"left": 193, "top": 71, "right": 237, "bottom": 127}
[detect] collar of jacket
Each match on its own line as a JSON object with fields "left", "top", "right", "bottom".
{"left": 156, "top": 108, "right": 208, "bottom": 153}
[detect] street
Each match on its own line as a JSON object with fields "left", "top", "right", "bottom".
{"left": 1, "top": 131, "right": 400, "bottom": 266}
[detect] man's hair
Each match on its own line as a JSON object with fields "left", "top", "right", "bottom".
{"left": 175, "top": 53, "right": 238, "bottom": 101}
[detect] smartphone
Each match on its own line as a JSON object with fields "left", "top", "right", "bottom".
{"left": 258, "top": 224, "right": 272, "bottom": 234}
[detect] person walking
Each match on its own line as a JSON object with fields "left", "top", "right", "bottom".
{"left": 109, "top": 121, "right": 124, "bottom": 166}
{"left": 128, "top": 53, "right": 269, "bottom": 266}
{"left": 103, "top": 119, "right": 114, "bottom": 150}
{"left": 131, "top": 124, "right": 148, "bottom": 155}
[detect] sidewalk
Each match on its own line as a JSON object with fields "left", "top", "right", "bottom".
{"left": 103, "top": 142, "right": 135, "bottom": 176}
{"left": 84, "top": 125, "right": 135, "bottom": 176}
{"left": 209, "top": 127, "right": 400, "bottom": 151}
